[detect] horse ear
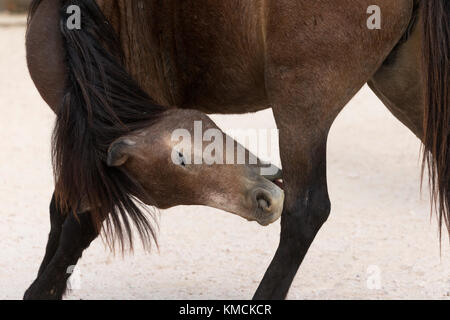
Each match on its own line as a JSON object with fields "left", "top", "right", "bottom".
{"left": 107, "top": 138, "right": 137, "bottom": 167}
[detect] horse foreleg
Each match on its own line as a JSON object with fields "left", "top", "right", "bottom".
{"left": 253, "top": 106, "right": 332, "bottom": 299}
{"left": 33, "top": 192, "right": 66, "bottom": 277}
{"left": 252, "top": 0, "right": 412, "bottom": 299}
{"left": 24, "top": 211, "right": 99, "bottom": 300}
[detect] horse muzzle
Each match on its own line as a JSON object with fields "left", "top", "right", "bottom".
{"left": 248, "top": 179, "right": 284, "bottom": 226}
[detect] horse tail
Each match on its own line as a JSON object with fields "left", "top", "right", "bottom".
{"left": 421, "top": 0, "right": 449, "bottom": 240}
{"left": 28, "top": 0, "right": 165, "bottom": 250}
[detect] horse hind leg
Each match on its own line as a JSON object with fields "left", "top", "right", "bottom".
{"left": 368, "top": 5, "right": 424, "bottom": 140}
{"left": 24, "top": 210, "right": 99, "bottom": 300}
{"left": 369, "top": 0, "right": 449, "bottom": 239}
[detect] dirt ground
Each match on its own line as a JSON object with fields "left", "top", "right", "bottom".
{"left": 1, "top": 15, "right": 449, "bottom": 300}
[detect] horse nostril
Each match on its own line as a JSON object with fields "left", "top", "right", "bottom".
{"left": 256, "top": 193, "right": 272, "bottom": 212}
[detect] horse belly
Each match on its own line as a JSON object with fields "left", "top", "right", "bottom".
{"left": 175, "top": 0, "right": 268, "bottom": 113}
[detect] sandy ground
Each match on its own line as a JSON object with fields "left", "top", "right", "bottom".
{"left": 1, "top": 15, "right": 450, "bottom": 300}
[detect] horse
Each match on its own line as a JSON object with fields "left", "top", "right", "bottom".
{"left": 23, "top": 0, "right": 286, "bottom": 299}
{"left": 25, "top": 0, "right": 448, "bottom": 299}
